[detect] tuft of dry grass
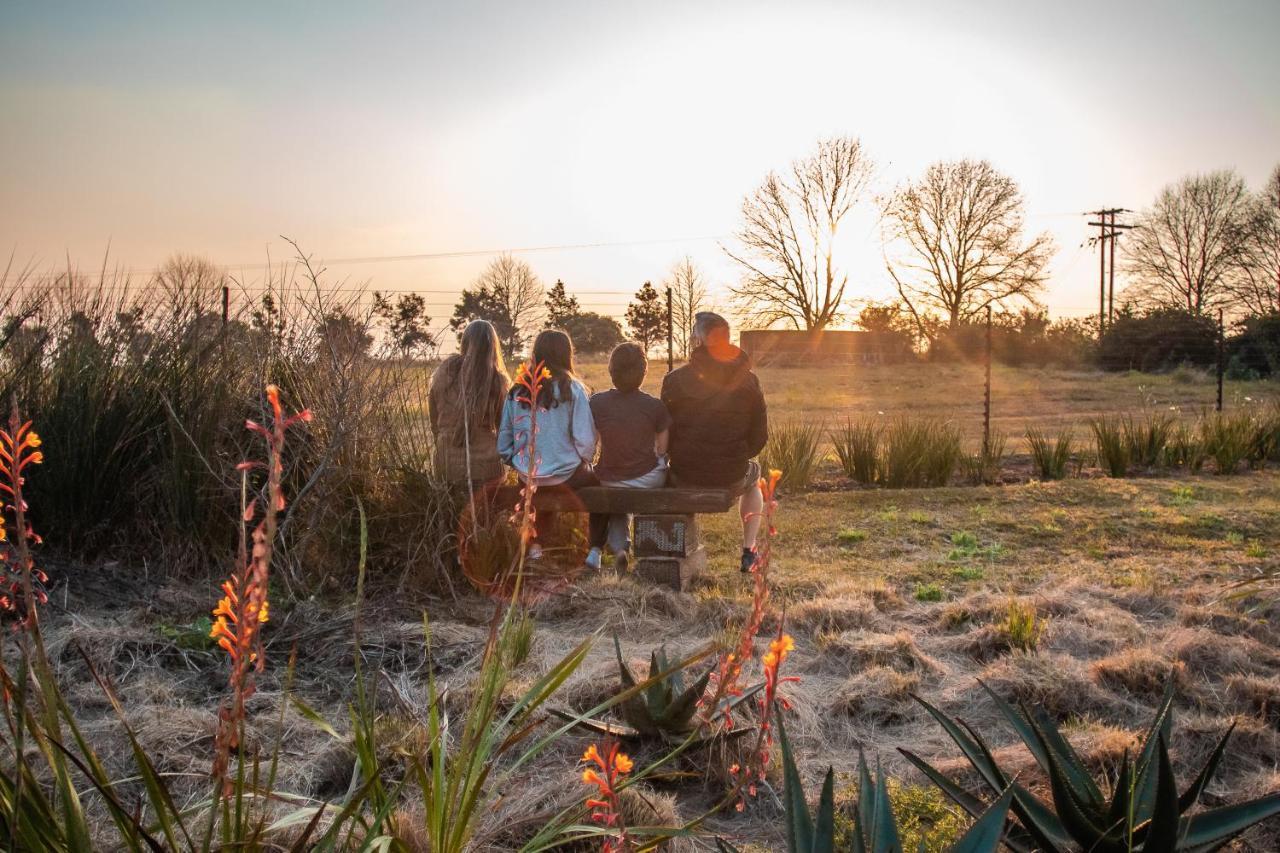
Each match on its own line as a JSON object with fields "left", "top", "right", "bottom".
{"left": 1090, "top": 647, "right": 1185, "bottom": 698}
{"left": 828, "top": 666, "right": 921, "bottom": 723}
{"left": 787, "top": 592, "right": 885, "bottom": 636}
{"left": 974, "top": 652, "right": 1128, "bottom": 722}
{"left": 1165, "top": 627, "right": 1280, "bottom": 679}
{"left": 1226, "top": 674, "right": 1280, "bottom": 728}
{"left": 815, "top": 630, "right": 943, "bottom": 675}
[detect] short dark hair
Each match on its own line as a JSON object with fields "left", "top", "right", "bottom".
{"left": 608, "top": 342, "right": 647, "bottom": 392}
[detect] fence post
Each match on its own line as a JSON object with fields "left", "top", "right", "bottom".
{"left": 666, "top": 286, "right": 674, "bottom": 373}
{"left": 983, "top": 306, "right": 992, "bottom": 459}
{"left": 1216, "top": 309, "right": 1224, "bottom": 413}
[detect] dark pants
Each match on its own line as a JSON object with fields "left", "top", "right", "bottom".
{"left": 530, "top": 465, "right": 608, "bottom": 550}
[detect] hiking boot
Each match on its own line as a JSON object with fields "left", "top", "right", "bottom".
{"left": 614, "top": 550, "right": 630, "bottom": 574}
{"left": 739, "top": 547, "right": 759, "bottom": 574}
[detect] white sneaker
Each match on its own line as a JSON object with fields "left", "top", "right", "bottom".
{"left": 584, "top": 547, "right": 602, "bottom": 570}
{"left": 527, "top": 544, "right": 544, "bottom": 562}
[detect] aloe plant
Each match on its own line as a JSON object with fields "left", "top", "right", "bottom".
{"left": 615, "top": 636, "right": 710, "bottom": 738}
{"left": 717, "top": 713, "right": 1011, "bottom": 852}
{"left": 902, "top": 679, "right": 1280, "bottom": 852}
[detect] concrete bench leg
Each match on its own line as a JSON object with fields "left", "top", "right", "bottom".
{"left": 632, "top": 514, "right": 704, "bottom": 592}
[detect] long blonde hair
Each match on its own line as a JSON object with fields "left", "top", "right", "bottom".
{"left": 438, "top": 319, "right": 509, "bottom": 431}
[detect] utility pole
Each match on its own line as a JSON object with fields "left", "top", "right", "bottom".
{"left": 983, "top": 306, "right": 992, "bottom": 461}
{"left": 665, "top": 286, "right": 674, "bottom": 373}
{"left": 1086, "top": 208, "right": 1135, "bottom": 336}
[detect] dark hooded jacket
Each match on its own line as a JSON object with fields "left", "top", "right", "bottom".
{"left": 660, "top": 345, "right": 768, "bottom": 487}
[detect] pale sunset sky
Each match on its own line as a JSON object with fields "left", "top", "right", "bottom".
{"left": 2, "top": 0, "right": 1277, "bottom": 334}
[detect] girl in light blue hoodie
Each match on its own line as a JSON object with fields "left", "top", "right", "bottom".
{"left": 498, "top": 329, "right": 602, "bottom": 560}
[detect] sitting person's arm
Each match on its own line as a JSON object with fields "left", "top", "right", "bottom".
{"left": 654, "top": 428, "right": 669, "bottom": 457}
{"left": 497, "top": 396, "right": 516, "bottom": 465}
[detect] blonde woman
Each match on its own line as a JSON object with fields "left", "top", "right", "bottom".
{"left": 427, "top": 319, "right": 510, "bottom": 487}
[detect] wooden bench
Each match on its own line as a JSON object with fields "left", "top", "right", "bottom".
{"left": 490, "top": 486, "right": 735, "bottom": 591}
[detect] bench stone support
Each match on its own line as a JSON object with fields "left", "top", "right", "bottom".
{"left": 632, "top": 514, "right": 704, "bottom": 592}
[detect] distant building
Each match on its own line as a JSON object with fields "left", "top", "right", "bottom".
{"left": 738, "top": 329, "right": 909, "bottom": 365}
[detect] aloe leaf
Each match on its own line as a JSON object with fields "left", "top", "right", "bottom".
{"left": 1180, "top": 791, "right": 1280, "bottom": 850}
{"left": 661, "top": 668, "right": 712, "bottom": 732}
{"left": 1138, "top": 734, "right": 1181, "bottom": 853}
{"left": 777, "top": 714, "right": 813, "bottom": 853}
{"left": 871, "top": 760, "right": 904, "bottom": 853}
{"left": 1025, "top": 703, "right": 1105, "bottom": 809}
{"left": 856, "top": 748, "right": 875, "bottom": 851}
{"left": 910, "top": 694, "right": 1006, "bottom": 794}
{"left": 953, "top": 786, "right": 1013, "bottom": 853}
{"left": 1030, "top": 717, "right": 1110, "bottom": 845}
{"left": 1104, "top": 750, "right": 1133, "bottom": 843}
{"left": 813, "top": 767, "right": 836, "bottom": 852}
{"left": 614, "top": 635, "right": 637, "bottom": 689}
{"left": 1178, "top": 722, "right": 1233, "bottom": 814}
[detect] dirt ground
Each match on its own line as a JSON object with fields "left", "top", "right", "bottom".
{"left": 40, "top": 462, "right": 1280, "bottom": 850}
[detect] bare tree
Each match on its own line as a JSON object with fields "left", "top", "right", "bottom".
{"left": 1229, "top": 165, "right": 1280, "bottom": 315}
{"left": 882, "top": 159, "right": 1053, "bottom": 336}
{"left": 450, "top": 253, "right": 544, "bottom": 356}
{"left": 725, "top": 137, "right": 874, "bottom": 330}
{"left": 1123, "top": 169, "right": 1253, "bottom": 316}
{"left": 662, "top": 255, "right": 709, "bottom": 357}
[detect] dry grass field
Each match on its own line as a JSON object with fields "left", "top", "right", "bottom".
{"left": 39, "top": 364, "right": 1280, "bottom": 850}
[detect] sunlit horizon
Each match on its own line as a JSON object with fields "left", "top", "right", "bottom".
{"left": 3, "top": 0, "right": 1278, "bottom": 334}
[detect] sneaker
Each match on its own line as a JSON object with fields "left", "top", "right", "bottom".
{"left": 584, "top": 547, "right": 602, "bottom": 571}
{"left": 739, "top": 547, "right": 759, "bottom": 574}
{"left": 527, "top": 544, "right": 544, "bottom": 562}
{"left": 614, "top": 551, "right": 630, "bottom": 574}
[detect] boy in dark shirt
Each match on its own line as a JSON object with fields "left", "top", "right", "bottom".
{"left": 587, "top": 342, "right": 671, "bottom": 570}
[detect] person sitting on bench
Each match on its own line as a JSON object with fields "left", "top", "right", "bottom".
{"left": 587, "top": 341, "right": 671, "bottom": 572}
{"left": 661, "top": 312, "right": 769, "bottom": 573}
{"left": 498, "top": 329, "right": 601, "bottom": 561}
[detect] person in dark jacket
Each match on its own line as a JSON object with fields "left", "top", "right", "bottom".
{"left": 661, "top": 312, "right": 768, "bottom": 572}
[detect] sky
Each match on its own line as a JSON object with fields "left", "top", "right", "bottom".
{"left": 2, "top": 0, "right": 1278, "bottom": 338}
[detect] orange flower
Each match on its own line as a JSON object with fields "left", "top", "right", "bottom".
{"left": 579, "top": 740, "right": 632, "bottom": 845}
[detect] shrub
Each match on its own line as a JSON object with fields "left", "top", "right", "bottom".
{"left": 1090, "top": 414, "right": 1131, "bottom": 477}
{"left": 881, "top": 416, "right": 962, "bottom": 488}
{"left": 1025, "top": 424, "right": 1072, "bottom": 479}
{"left": 836, "top": 528, "right": 868, "bottom": 545}
{"left": 1098, "top": 307, "right": 1217, "bottom": 372}
{"left": 761, "top": 419, "right": 826, "bottom": 491}
{"left": 1227, "top": 311, "right": 1280, "bottom": 377}
{"left": 831, "top": 417, "right": 880, "bottom": 484}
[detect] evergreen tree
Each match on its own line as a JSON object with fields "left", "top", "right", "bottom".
{"left": 625, "top": 281, "right": 665, "bottom": 355}
{"left": 545, "top": 279, "right": 581, "bottom": 328}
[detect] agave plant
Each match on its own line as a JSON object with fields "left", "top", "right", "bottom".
{"left": 901, "top": 679, "right": 1280, "bottom": 852}
{"left": 615, "top": 636, "right": 711, "bottom": 738}
{"left": 717, "top": 713, "right": 1010, "bottom": 852}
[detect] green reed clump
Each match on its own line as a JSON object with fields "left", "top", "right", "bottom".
{"left": 881, "top": 416, "right": 962, "bottom": 488}
{"left": 1124, "top": 411, "right": 1175, "bottom": 468}
{"left": 962, "top": 431, "right": 1006, "bottom": 485}
{"left": 1089, "top": 414, "right": 1131, "bottom": 477}
{"left": 1201, "top": 409, "right": 1255, "bottom": 475}
{"left": 761, "top": 419, "right": 826, "bottom": 491}
{"left": 1025, "top": 425, "right": 1073, "bottom": 480}
{"left": 830, "top": 417, "right": 880, "bottom": 484}
{"left": 1165, "top": 420, "right": 1207, "bottom": 471}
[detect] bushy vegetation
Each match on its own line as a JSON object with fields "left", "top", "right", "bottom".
{"left": 1025, "top": 425, "right": 1073, "bottom": 480}
{"left": 1098, "top": 308, "right": 1218, "bottom": 372}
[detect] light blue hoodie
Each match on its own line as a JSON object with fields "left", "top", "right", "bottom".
{"left": 498, "top": 378, "right": 597, "bottom": 485}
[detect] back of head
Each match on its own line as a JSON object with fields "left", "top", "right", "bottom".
{"left": 530, "top": 328, "right": 577, "bottom": 407}
{"left": 608, "top": 341, "right": 647, "bottom": 393}
{"left": 691, "top": 311, "right": 732, "bottom": 354}
{"left": 454, "top": 319, "right": 509, "bottom": 428}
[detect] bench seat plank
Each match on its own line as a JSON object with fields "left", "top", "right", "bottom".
{"left": 490, "top": 485, "right": 735, "bottom": 514}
